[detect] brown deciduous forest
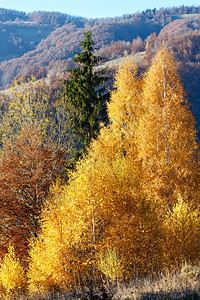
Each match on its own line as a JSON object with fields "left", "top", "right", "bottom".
{"left": 0, "top": 5, "right": 199, "bottom": 299}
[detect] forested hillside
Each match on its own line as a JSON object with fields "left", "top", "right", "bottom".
{"left": 0, "top": 45, "right": 199, "bottom": 299}
{"left": 0, "top": 8, "right": 86, "bottom": 63}
{"left": 0, "top": 6, "right": 200, "bottom": 135}
{"left": 0, "top": 5, "right": 199, "bottom": 88}
{"left": 0, "top": 6, "right": 199, "bottom": 299}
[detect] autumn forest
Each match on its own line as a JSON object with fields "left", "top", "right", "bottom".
{"left": 0, "top": 5, "right": 199, "bottom": 300}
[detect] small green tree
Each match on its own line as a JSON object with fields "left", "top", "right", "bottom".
{"left": 61, "top": 30, "right": 109, "bottom": 161}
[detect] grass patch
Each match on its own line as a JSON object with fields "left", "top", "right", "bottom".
{"left": 114, "top": 264, "right": 200, "bottom": 300}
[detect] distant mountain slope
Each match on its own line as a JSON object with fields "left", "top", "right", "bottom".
{"left": 0, "top": 7, "right": 200, "bottom": 134}
{"left": 0, "top": 9, "right": 86, "bottom": 63}
{"left": 0, "top": 18, "right": 162, "bottom": 87}
{"left": 0, "top": 6, "right": 199, "bottom": 88}
{"left": 159, "top": 14, "right": 200, "bottom": 36}
{"left": 0, "top": 22, "right": 55, "bottom": 62}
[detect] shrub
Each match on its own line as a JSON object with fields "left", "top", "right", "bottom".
{"left": 0, "top": 246, "right": 26, "bottom": 297}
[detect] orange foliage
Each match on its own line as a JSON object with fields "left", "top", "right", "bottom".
{"left": 0, "top": 126, "right": 65, "bottom": 259}
{"left": 27, "top": 50, "right": 200, "bottom": 295}
{"left": 137, "top": 48, "right": 199, "bottom": 208}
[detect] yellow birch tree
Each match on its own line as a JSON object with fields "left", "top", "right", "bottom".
{"left": 0, "top": 77, "right": 75, "bottom": 154}
{"left": 28, "top": 59, "right": 163, "bottom": 296}
{"left": 162, "top": 196, "right": 200, "bottom": 268}
{"left": 27, "top": 53, "right": 200, "bottom": 297}
{"left": 137, "top": 48, "right": 199, "bottom": 208}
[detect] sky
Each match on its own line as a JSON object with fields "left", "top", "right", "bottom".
{"left": 0, "top": 0, "right": 200, "bottom": 18}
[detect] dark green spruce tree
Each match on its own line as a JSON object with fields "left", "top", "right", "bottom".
{"left": 61, "top": 30, "right": 109, "bottom": 163}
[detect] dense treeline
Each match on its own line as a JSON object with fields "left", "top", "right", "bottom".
{"left": 0, "top": 8, "right": 85, "bottom": 25}
{"left": 0, "top": 6, "right": 200, "bottom": 25}
{"left": 0, "top": 8, "right": 27, "bottom": 22}
{"left": 0, "top": 44, "right": 199, "bottom": 298}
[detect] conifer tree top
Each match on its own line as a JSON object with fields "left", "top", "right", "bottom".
{"left": 61, "top": 30, "right": 109, "bottom": 163}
